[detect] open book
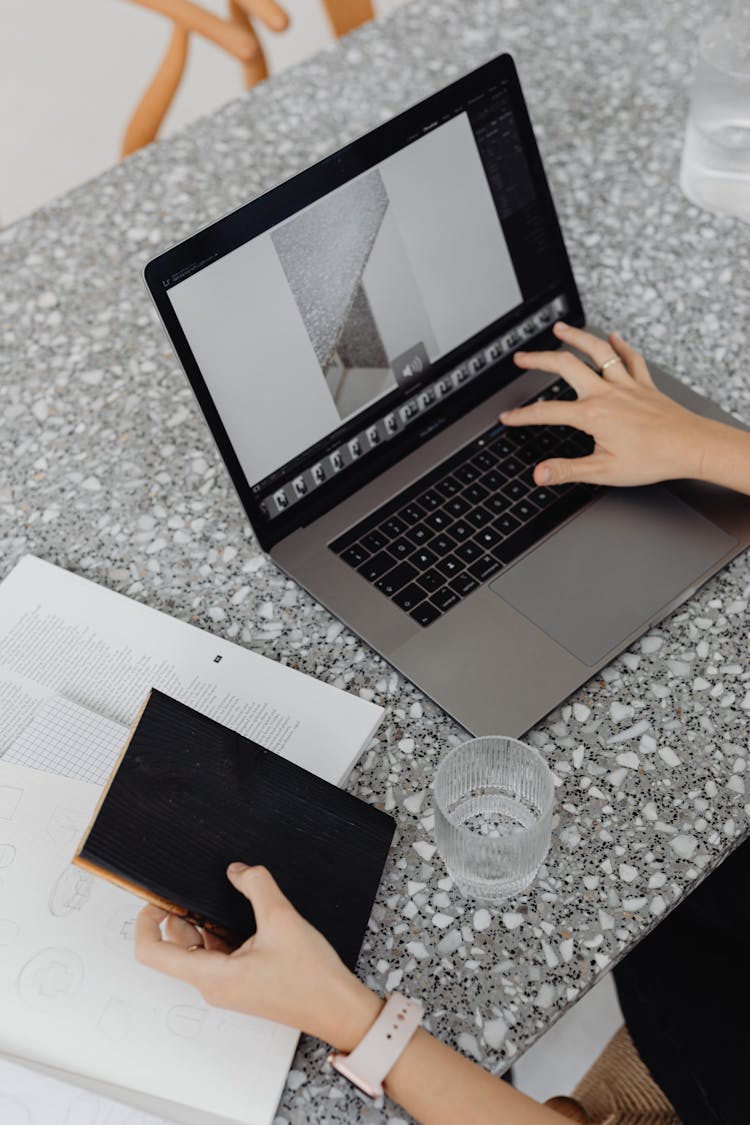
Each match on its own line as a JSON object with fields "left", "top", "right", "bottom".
{"left": 0, "top": 556, "right": 384, "bottom": 1125}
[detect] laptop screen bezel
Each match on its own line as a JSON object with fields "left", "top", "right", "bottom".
{"left": 144, "top": 53, "right": 584, "bottom": 553}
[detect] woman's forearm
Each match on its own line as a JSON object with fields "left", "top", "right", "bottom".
{"left": 327, "top": 981, "right": 567, "bottom": 1125}
{"left": 383, "top": 1027, "right": 568, "bottom": 1125}
{"left": 696, "top": 417, "right": 750, "bottom": 496}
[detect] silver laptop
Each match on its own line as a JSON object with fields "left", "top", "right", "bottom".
{"left": 145, "top": 54, "right": 750, "bottom": 736}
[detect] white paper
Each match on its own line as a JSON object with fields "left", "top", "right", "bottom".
{"left": 0, "top": 1055, "right": 169, "bottom": 1125}
{"left": 0, "top": 555, "right": 383, "bottom": 786}
{"left": 0, "top": 762, "right": 298, "bottom": 1125}
{"left": 0, "top": 556, "right": 384, "bottom": 1124}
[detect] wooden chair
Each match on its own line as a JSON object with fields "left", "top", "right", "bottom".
{"left": 121, "top": 0, "right": 374, "bottom": 157}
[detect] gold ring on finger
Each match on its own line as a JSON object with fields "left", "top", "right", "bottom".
{"left": 186, "top": 943, "right": 203, "bottom": 952}
{"left": 600, "top": 355, "right": 623, "bottom": 374}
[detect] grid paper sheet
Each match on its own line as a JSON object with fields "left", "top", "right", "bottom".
{"left": 4, "top": 696, "right": 128, "bottom": 786}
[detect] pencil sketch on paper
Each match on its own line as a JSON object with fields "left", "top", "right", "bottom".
{"left": 166, "top": 1004, "right": 207, "bottom": 1040}
{"left": 16, "top": 947, "right": 85, "bottom": 1012}
{"left": 49, "top": 866, "right": 94, "bottom": 917}
{"left": 102, "top": 906, "right": 138, "bottom": 957}
{"left": 0, "top": 918, "right": 20, "bottom": 946}
{"left": 0, "top": 785, "right": 23, "bottom": 820}
{"left": 46, "top": 806, "right": 84, "bottom": 847}
{"left": 97, "top": 997, "right": 156, "bottom": 1043}
{"left": 0, "top": 842, "right": 16, "bottom": 867}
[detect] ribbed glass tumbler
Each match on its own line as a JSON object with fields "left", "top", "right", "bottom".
{"left": 433, "top": 737, "right": 554, "bottom": 902}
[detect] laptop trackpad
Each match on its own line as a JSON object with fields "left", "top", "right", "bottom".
{"left": 489, "top": 487, "right": 736, "bottom": 667}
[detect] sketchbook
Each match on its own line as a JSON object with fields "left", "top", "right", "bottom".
{"left": 0, "top": 555, "right": 385, "bottom": 1125}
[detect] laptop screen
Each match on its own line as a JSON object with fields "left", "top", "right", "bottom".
{"left": 146, "top": 56, "right": 581, "bottom": 549}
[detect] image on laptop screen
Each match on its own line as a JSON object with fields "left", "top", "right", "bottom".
{"left": 159, "top": 63, "right": 575, "bottom": 528}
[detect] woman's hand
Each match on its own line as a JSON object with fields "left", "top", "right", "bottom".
{"left": 500, "top": 322, "right": 717, "bottom": 488}
{"left": 135, "top": 863, "right": 382, "bottom": 1050}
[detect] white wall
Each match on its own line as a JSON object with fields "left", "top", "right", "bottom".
{"left": 0, "top": 0, "right": 406, "bottom": 225}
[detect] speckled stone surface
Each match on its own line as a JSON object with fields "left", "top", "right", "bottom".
{"left": 1, "top": 0, "right": 749, "bottom": 1121}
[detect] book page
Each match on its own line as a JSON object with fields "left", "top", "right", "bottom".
{"left": 0, "top": 762, "right": 297, "bottom": 1125}
{"left": 0, "top": 1055, "right": 170, "bottom": 1125}
{"left": 0, "top": 556, "right": 383, "bottom": 786}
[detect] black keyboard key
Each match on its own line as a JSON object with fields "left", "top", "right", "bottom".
{"left": 476, "top": 526, "right": 502, "bottom": 550}
{"left": 418, "top": 488, "right": 442, "bottom": 510}
{"left": 499, "top": 455, "right": 523, "bottom": 477}
{"left": 449, "top": 519, "right": 472, "bottom": 541}
{"left": 410, "top": 600, "right": 442, "bottom": 626}
{"left": 445, "top": 495, "right": 470, "bottom": 518}
{"left": 361, "top": 529, "right": 387, "bottom": 553}
{"left": 511, "top": 499, "right": 539, "bottom": 522}
{"left": 393, "top": 583, "right": 427, "bottom": 612}
{"left": 530, "top": 487, "right": 555, "bottom": 507}
{"left": 468, "top": 554, "right": 502, "bottom": 582}
{"left": 467, "top": 505, "right": 493, "bottom": 529}
{"left": 495, "top": 486, "right": 597, "bottom": 565}
{"left": 376, "top": 562, "right": 418, "bottom": 597}
{"left": 400, "top": 501, "right": 426, "bottom": 525}
{"left": 449, "top": 572, "right": 479, "bottom": 598}
{"left": 381, "top": 515, "right": 406, "bottom": 538}
{"left": 390, "top": 536, "right": 414, "bottom": 559}
{"left": 464, "top": 482, "right": 490, "bottom": 505}
{"left": 424, "top": 509, "right": 451, "bottom": 533}
{"left": 483, "top": 468, "right": 507, "bottom": 490}
{"left": 341, "top": 544, "right": 369, "bottom": 568}
{"left": 431, "top": 532, "right": 457, "bottom": 555}
{"left": 359, "top": 551, "right": 396, "bottom": 581}
{"left": 473, "top": 450, "right": 496, "bottom": 472}
{"left": 411, "top": 547, "right": 438, "bottom": 571}
{"left": 503, "top": 479, "right": 526, "bottom": 501}
{"left": 436, "top": 476, "right": 461, "bottom": 498}
{"left": 536, "top": 431, "right": 557, "bottom": 452}
{"left": 455, "top": 463, "right": 480, "bottom": 486}
{"left": 456, "top": 540, "right": 483, "bottom": 564}
{"left": 491, "top": 436, "right": 517, "bottom": 458}
{"left": 495, "top": 512, "right": 522, "bottom": 536}
{"left": 432, "top": 586, "right": 460, "bottom": 612}
{"left": 436, "top": 555, "right": 462, "bottom": 579}
{"left": 405, "top": 524, "right": 434, "bottom": 547}
{"left": 486, "top": 492, "right": 512, "bottom": 515}
{"left": 419, "top": 568, "right": 444, "bottom": 594}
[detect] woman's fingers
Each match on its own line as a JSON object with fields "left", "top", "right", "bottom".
{"left": 513, "top": 348, "right": 600, "bottom": 398}
{"left": 135, "top": 906, "right": 221, "bottom": 986}
{"left": 553, "top": 322, "right": 631, "bottom": 386}
{"left": 535, "top": 453, "right": 608, "bottom": 487}
{"left": 164, "top": 913, "right": 204, "bottom": 949}
{"left": 610, "top": 332, "right": 653, "bottom": 386}
{"left": 235, "top": 0, "right": 290, "bottom": 31}
{"left": 500, "top": 400, "right": 585, "bottom": 430}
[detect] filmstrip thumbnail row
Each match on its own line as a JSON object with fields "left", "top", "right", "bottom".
{"left": 261, "top": 294, "right": 568, "bottom": 519}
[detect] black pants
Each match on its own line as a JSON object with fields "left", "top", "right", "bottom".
{"left": 614, "top": 838, "right": 750, "bottom": 1125}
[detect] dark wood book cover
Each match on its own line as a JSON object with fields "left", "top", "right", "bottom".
{"left": 74, "top": 689, "right": 395, "bottom": 969}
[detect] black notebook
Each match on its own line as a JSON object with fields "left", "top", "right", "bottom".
{"left": 74, "top": 689, "right": 395, "bottom": 969}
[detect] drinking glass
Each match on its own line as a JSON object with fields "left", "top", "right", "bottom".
{"left": 432, "top": 736, "right": 554, "bottom": 902}
{"left": 679, "top": 4, "right": 750, "bottom": 219}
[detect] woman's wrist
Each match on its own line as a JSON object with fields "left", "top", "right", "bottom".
{"left": 311, "top": 971, "right": 384, "bottom": 1052}
{"left": 690, "top": 416, "right": 750, "bottom": 491}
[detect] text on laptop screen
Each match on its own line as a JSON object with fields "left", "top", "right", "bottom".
{"left": 163, "top": 74, "right": 573, "bottom": 524}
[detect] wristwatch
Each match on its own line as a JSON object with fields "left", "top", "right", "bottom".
{"left": 327, "top": 992, "right": 423, "bottom": 1098}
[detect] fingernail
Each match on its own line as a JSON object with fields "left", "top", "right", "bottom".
{"left": 611, "top": 331, "right": 622, "bottom": 341}
{"left": 227, "top": 862, "right": 248, "bottom": 875}
{"left": 515, "top": 351, "right": 527, "bottom": 357}
{"left": 555, "top": 321, "right": 570, "bottom": 330}
{"left": 538, "top": 467, "right": 553, "bottom": 484}
{"left": 499, "top": 410, "right": 511, "bottom": 421}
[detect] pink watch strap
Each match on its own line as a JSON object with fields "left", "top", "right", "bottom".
{"left": 328, "top": 992, "right": 423, "bottom": 1098}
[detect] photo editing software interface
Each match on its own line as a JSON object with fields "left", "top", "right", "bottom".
{"left": 166, "top": 80, "right": 571, "bottom": 524}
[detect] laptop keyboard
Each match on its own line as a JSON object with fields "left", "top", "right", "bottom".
{"left": 330, "top": 379, "right": 599, "bottom": 626}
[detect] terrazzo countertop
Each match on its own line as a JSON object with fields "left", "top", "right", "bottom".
{"left": 2, "top": 0, "right": 749, "bottom": 1121}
